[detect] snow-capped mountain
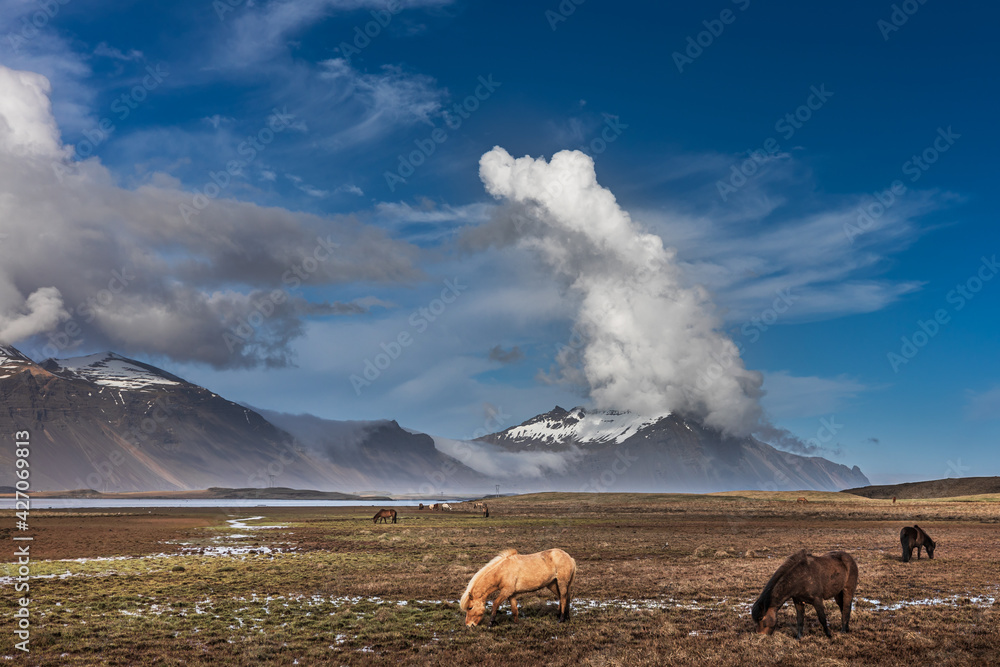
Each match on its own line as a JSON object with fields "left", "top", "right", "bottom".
{"left": 0, "top": 345, "right": 485, "bottom": 493}
{"left": 0, "top": 344, "right": 871, "bottom": 494}
{"left": 0, "top": 344, "right": 39, "bottom": 378}
{"left": 41, "top": 352, "right": 185, "bottom": 390}
{"left": 500, "top": 407, "right": 673, "bottom": 448}
{"left": 480, "top": 406, "right": 870, "bottom": 492}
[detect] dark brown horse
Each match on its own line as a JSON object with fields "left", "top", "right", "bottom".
{"left": 482, "top": 503, "right": 489, "bottom": 518}
{"left": 751, "top": 549, "right": 858, "bottom": 639}
{"left": 373, "top": 508, "right": 397, "bottom": 524}
{"left": 900, "top": 525, "right": 935, "bottom": 562}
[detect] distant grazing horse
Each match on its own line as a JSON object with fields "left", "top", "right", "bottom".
{"left": 418, "top": 503, "right": 424, "bottom": 510}
{"left": 752, "top": 549, "right": 858, "bottom": 639}
{"left": 460, "top": 548, "right": 576, "bottom": 627}
{"left": 900, "top": 525, "right": 935, "bottom": 562}
{"left": 440, "top": 503, "right": 452, "bottom": 511}
{"left": 373, "top": 509, "right": 397, "bottom": 524}
{"left": 892, "top": 496, "right": 897, "bottom": 504}
{"left": 796, "top": 497, "right": 808, "bottom": 504}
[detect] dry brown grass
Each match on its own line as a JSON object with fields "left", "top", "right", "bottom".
{"left": 2, "top": 493, "right": 998, "bottom": 665}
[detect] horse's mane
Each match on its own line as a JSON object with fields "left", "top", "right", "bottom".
{"left": 460, "top": 548, "right": 518, "bottom": 610}
{"left": 751, "top": 549, "right": 808, "bottom": 622}
{"left": 914, "top": 525, "right": 934, "bottom": 546}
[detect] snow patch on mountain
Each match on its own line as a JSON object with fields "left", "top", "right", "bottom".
{"left": 504, "top": 407, "right": 672, "bottom": 446}
{"left": 0, "top": 345, "right": 38, "bottom": 378}
{"left": 46, "top": 352, "right": 182, "bottom": 390}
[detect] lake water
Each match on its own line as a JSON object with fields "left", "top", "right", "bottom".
{"left": 8, "top": 498, "right": 467, "bottom": 510}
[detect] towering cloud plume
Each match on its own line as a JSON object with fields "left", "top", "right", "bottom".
{"left": 478, "top": 147, "right": 765, "bottom": 437}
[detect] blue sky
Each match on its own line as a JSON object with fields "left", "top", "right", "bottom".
{"left": 1, "top": 0, "right": 997, "bottom": 485}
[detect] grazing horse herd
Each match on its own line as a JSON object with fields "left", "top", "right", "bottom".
{"left": 374, "top": 502, "right": 938, "bottom": 637}
{"left": 750, "top": 524, "right": 936, "bottom": 638}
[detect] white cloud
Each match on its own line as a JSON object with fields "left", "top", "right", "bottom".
{"left": 965, "top": 385, "right": 1000, "bottom": 421}
{"left": 0, "top": 285, "right": 69, "bottom": 344}
{"left": 213, "top": 0, "right": 455, "bottom": 72}
{"left": 336, "top": 184, "right": 364, "bottom": 196}
{"left": 0, "top": 67, "right": 65, "bottom": 157}
{"left": 285, "top": 173, "right": 329, "bottom": 198}
{"left": 760, "top": 370, "right": 870, "bottom": 419}
{"left": 317, "top": 59, "right": 446, "bottom": 149}
{"left": 0, "top": 0, "right": 96, "bottom": 137}
{"left": 477, "top": 147, "right": 765, "bottom": 436}
{"left": 433, "top": 436, "right": 582, "bottom": 479}
{"left": 633, "top": 186, "right": 948, "bottom": 324}
{"left": 93, "top": 42, "right": 143, "bottom": 62}
{"left": 0, "top": 63, "right": 421, "bottom": 368}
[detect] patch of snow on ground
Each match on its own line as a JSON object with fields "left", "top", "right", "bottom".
{"left": 226, "top": 516, "right": 288, "bottom": 530}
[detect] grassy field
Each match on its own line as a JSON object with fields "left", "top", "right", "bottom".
{"left": 2, "top": 492, "right": 999, "bottom": 665}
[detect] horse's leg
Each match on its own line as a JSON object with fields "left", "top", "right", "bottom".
{"left": 510, "top": 597, "right": 519, "bottom": 622}
{"left": 794, "top": 600, "right": 805, "bottom": 639}
{"left": 917, "top": 545, "right": 922, "bottom": 560}
{"left": 546, "top": 582, "right": 564, "bottom": 621}
{"left": 838, "top": 589, "right": 853, "bottom": 633}
{"left": 561, "top": 581, "right": 571, "bottom": 622}
{"left": 489, "top": 588, "right": 514, "bottom": 627}
{"left": 812, "top": 598, "right": 832, "bottom": 639}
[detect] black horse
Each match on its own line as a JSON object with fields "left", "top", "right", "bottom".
{"left": 900, "top": 525, "right": 935, "bottom": 562}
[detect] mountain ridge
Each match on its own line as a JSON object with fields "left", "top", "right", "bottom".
{"left": 479, "top": 405, "right": 869, "bottom": 492}
{"left": 0, "top": 345, "right": 870, "bottom": 494}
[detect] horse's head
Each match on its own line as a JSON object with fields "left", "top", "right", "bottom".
{"left": 926, "top": 538, "right": 935, "bottom": 559}
{"left": 463, "top": 599, "right": 486, "bottom": 627}
{"left": 754, "top": 607, "right": 777, "bottom": 635}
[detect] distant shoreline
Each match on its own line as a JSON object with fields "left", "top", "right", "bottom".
{"left": 0, "top": 486, "right": 480, "bottom": 502}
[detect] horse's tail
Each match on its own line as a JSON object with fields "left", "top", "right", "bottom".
{"left": 832, "top": 551, "right": 859, "bottom": 591}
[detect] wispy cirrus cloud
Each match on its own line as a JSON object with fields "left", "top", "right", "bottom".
{"left": 965, "top": 385, "right": 1000, "bottom": 421}
{"left": 630, "top": 155, "right": 955, "bottom": 325}
{"left": 211, "top": 0, "right": 455, "bottom": 72}
{"left": 760, "top": 370, "right": 871, "bottom": 419}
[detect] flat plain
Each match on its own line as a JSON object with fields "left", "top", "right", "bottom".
{"left": 2, "top": 492, "right": 999, "bottom": 665}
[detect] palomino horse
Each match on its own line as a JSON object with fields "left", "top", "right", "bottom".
{"left": 373, "top": 508, "right": 397, "bottom": 524}
{"left": 460, "top": 548, "right": 576, "bottom": 627}
{"left": 900, "top": 525, "right": 935, "bottom": 562}
{"left": 752, "top": 549, "right": 858, "bottom": 639}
